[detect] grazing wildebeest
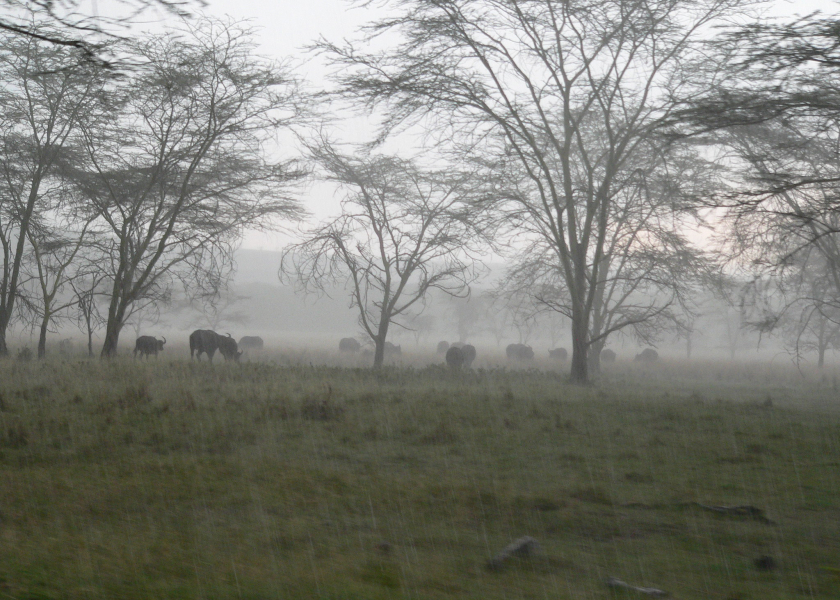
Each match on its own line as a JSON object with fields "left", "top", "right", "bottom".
{"left": 549, "top": 348, "right": 568, "bottom": 361}
{"left": 436, "top": 340, "right": 450, "bottom": 354}
{"left": 384, "top": 341, "right": 402, "bottom": 357}
{"left": 189, "top": 330, "right": 241, "bottom": 362}
{"left": 634, "top": 348, "right": 659, "bottom": 363}
{"left": 445, "top": 346, "right": 465, "bottom": 369}
{"left": 462, "top": 344, "right": 477, "bottom": 367}
{"left": 601, "top": 349, "right": 617, "bottom": 363}
{"left": 134, "top": 335, "right": 166, "bottom": 359}
{"left": 339, "top": 337, "right": 361, "bottom": 353}
{"left": 238, "top": 336, "right": 264, "bottom": 351}
{"left": 506, "top": 343, "right": 535, "bottom": 361}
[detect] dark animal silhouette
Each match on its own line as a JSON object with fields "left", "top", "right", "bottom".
{"left": 506, "top": 343, "right": 534, "bottom": 361}
{"left": 189, "top": 330, "right": 241, "bottom": 362}
{"left": 384, "top": 341, "right": 401, "bottom": 357}
{"left": 445, "top": 346, "right": 465, "bottom": 369}
{"left": 134, "top": 335, "right": 165, "bottom": 359}
{"left": 339, "top": 337, "right": 361, "bottom": 353}
{"left": 462, "top": 344, "right": 476, "bottom": 367}
{"left": 58, "top": 338, "right": 73, "bottom": 355}
{"left": 436, "top": 340, "right": 450, "bottom": 354}
{"left": 549, "top": 348, "right": 568, "bottom": 361}
{"left": 238, "top": 336, "right": 264, "bottom": 351}
{"left": 217, "top": 334, "right": 242, "bottom": 361}
{"left": 601, "top": 349, "right": 617, "bottom": 363}
{"left": 634, "top": 348, "right": 659, "bottom": 363}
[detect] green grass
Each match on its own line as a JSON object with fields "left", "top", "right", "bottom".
{"left": 0, "top": 357, "right": 839, "bottom": 599}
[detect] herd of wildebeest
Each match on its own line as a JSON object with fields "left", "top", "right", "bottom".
{"left": 128, "top": 329, "right": 660, "bottom": 366}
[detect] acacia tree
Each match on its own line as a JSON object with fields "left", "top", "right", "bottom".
{"left": 0, "top": 1, "right": 198, "bottom": 64}
{"left": 781, "top": 254, "right": 840, "bottom": 368}
{"left": 187, "top": 287, "right": 250, "bottom": 331}
{"left": 496, "top": 140, "right": 715, "bottom": 372}
{"left": 71, "top": 18, "right": 307, "bottom": 357}
{"left": 280, "top": 145, "right": 484, "bottom": 368}
{"left": 69, "top": 270, "right": 106, "bottom": 357}
{"left": 24, "top": 209, "right": 97, "bottom": 357}
{"left": 677, "top": 14, "right": 840, "bottom": 350}
{"left": 0, "top": 30, "right": 104, "bottom": 355}
{"left": 319, "top": 0, "right": 746, "bottom": 382}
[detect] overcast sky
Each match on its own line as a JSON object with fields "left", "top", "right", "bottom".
{"left": 199, "top": 0, "right": 834, "bottom": 68}
{"left": 182, "top": 0, "right": 835, "bottom": 250}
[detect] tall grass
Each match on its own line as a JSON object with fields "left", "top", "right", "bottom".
{"left": 1, "top": 357, "right": 838, "bottom": 599}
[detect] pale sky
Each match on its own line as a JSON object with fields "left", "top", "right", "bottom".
{"left": 199, "top": 0, "right": 836, "bottom": 69}
{"left": 178, "top": 0, "right": 835, "bottom": 250}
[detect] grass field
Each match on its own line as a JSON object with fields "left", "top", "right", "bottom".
{"left": 1, "top": 356, "right": 839, "bottom": 599}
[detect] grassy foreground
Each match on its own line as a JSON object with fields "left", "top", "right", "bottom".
{"left": 0, "top": 358, "right": 839, "bottom": 599}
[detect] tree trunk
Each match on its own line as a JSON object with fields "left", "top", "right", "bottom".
{"left": 0, "top": 171, "right": 46, "bottom": 356}
{"left": 686, "top": 333, "right": 692, "bottom": 360}
{"left": 373, "top": 337, "right": 385, "bottom": 368}
{"left": 570, "top": 312, "right": 589, "bottom": 384}
{"left": 38, "top": 317, "right": 49, "bottom": 359}
{"left": 372, "top": 317, "right": 391, "bottom": 369}
{"left": 816, "top": 320, "right": 827, "bottom": 369}
{"left": 101, "top": 320, "right": 123, "bottom": 357}
{"left": 588, "top": 339, "right": 604, "bottom": 377}
{"left": 101, "top": 296, "right": 128, "bottom": 358}
{"left": 818, "top": 343, "right": 826, "bottom": 369}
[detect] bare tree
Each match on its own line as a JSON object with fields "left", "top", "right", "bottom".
{"left": 280, "top": 145, "right": 484, "bottom": 368}
{"left": 484, "top": 293, "right": 512, "bottom": 348}
{"left": 318, "top": 0, "right": 746, "bottom": 382}
{"left": 677, "top": 13, "right": 840, "bottom": 324}
{"left": 0, "top": 30, "right": 105, "bottom": 356}
{"left": 783, "top": 257, "right": 840, "bottom": 368}
{"left": 406, "top": 312, "right": 435, "bottom": 347}
{"left": 69, "top": 18, "right": 307, "bottom": 357}
{"left": 24, "top": 209, "right": 97, "bottom": 357}
{"left": 69, "top": 271, "right": 106, "bottom": 357}
{"left": 448, "top": 294, "right": 487, "bottom": 345}
{"left": 0, "top": 1, "right": 199, "bottom": 64}
{"left": 496, "top": 140, "right": 715, "bottom": 372}
{"left": 188, "top": 287, "right": 250, "bottom": 332}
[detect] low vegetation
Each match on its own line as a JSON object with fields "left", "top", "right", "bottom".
{"left": 1, "top": 357, "right": 838, "bottom": 599}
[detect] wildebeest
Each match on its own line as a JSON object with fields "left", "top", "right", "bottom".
{"left": 134, "top": 335, "right": 166, "bottom": 359}
{"left": 506, "top": 343, "right": 535, "bottom": 361}
{"left": 436, "top": 340, "right": 450, "bottom": 354}
{"left": 634, "top": 348, "right": 659, "bottom": 363}
{"left": 445, "top": 346, "right": 465, "bottom": 369}
{"left": 189, "top": 330, "right": 242, "bottom": 362}
{"left": 238, "top": 336, "right": 264, "bottom": 351}
{"left": 384, "top": 341, "right": 402, "bottom": 357}
{"left": 601, "top": 349, "right": 617, "bottom": 363}
{"left": 339, "top": 337, "right": 361, "bottom": 353}
{"left": 462, "top": 344, "right": 477, "bottom": 367}
{"left": 549, "top": 347, "right": 568, "bottom": 361}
